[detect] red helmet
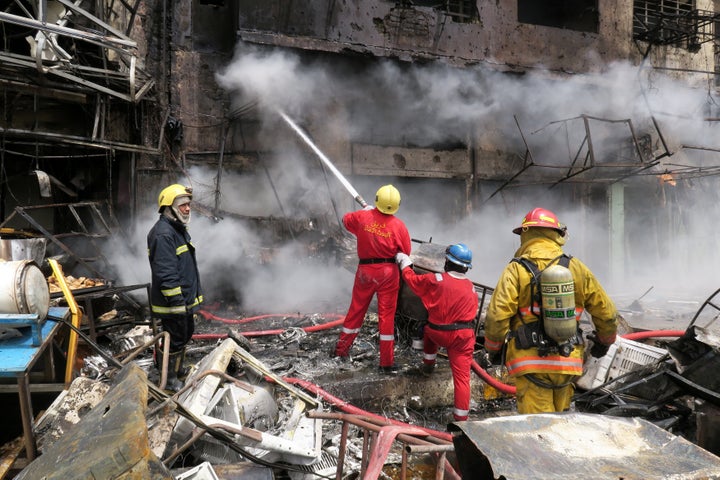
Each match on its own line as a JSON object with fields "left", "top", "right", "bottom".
{"left": 513, "top": 208, "right": 566, "bottom": 235}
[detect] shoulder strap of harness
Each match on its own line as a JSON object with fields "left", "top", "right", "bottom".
{"left": 510, "top": 253, "right": 572, "bottom": 276}
{"left": 557, "top": 254, "right": 572, "bottom": 268}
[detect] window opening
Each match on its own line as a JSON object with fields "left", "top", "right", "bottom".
{"left": 517, "top": 0, "right": 599, "bottom": 33}
{"left": 397, "top": 1, "right": 479, "bottom": 23}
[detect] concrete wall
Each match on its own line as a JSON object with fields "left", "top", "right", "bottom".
{"left": 235, "top": 0, "right": 714, "bottom": 79}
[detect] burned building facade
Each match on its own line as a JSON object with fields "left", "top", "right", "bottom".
{"left": 144, "top": 0, "right": 720, "bottom": 297}
{"left": 4, "top": 2, "right": 720, "bottom": 478}
{"left": 1, "top": 1, "right": 720, "bottom": 311}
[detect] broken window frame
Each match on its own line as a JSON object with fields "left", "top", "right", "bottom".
{"left": 632, "top": 0, "right": 720, "bottom": 52}
{"left": 388, "top": 1, "right": 479, "bottom": 23}
{"left": 485, "top": 114, "right": 670, "bottom": 200}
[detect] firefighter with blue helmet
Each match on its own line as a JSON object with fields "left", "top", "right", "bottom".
{"left": 396, "top": 243, "right": 479, "bottom": 421}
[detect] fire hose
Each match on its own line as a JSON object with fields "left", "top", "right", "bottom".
{"left": 472, "top": 329, "right": 688, "bottom": 395}
{"left": 193, "top": 310, "right": 344, "bottom": 339}
{"left": 281, "top": 376, "right": 453, "bottom": 443}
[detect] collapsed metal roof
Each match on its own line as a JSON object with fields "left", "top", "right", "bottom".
{"left": 0, "top": 0, "right": 159, "bottom": 155}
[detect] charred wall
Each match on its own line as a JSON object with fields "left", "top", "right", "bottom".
{"left": 128, "top": 0, "right": 720, "bottom": 294}
{"left": 233, "top": 0, "right": 714, "bottom": 79}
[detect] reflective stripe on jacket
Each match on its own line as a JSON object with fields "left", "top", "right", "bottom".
{"left": 484, "top": 229, "right": 617, "bottom": 377}
{"left": 147, "top": 215, "right": 203, "bottom": 318}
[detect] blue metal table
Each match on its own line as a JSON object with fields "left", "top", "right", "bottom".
{"left": 0, "top": 306, "right": 70, "bottom": 461}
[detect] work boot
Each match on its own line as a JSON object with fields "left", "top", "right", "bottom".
{"left": 421, "top": 362, "right": 435, "bottom": 377}
{"left": 329, "top": 346, "right": 350, "bottom": 362}
{"left": 154, "top": 344, "right": 164, "bottom": 370}
{"left": 378, "top": 364, "right": 399, "bottom": 375}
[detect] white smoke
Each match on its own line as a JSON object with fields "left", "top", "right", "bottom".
{"left": 111, "top": 166, "right": 353, "bottom": 314}
{"left": 115, "top": 42, "right": 720, "bottom": 327}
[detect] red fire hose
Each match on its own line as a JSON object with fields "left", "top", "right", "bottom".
{"left": 281, "top": 376, "right": 454, "bottom": 443}
{"left": 192, "top": 310, "right": 345, "bottom": 339}
{"left": 472, "top": 329, "right": 688, "bottom": 395}
{"left": 471, "top": 360, "right": 516, "bottom": 395}
{"left": 620, "top": 330, "right": 685, "bottom": 341}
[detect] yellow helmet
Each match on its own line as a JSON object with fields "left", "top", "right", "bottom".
{"left": 157, "top": 184, "right": 192, "bottom": 212}
{"left": 375, "top": 184, "right": 401, "bottom": 215}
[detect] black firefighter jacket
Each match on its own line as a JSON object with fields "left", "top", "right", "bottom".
{"left": 147, "top": 215, "right": 203, "bottom": 318}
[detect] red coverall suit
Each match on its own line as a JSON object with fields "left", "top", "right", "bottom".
{"left": 334, "top": 207, "right": 411, "bottom": 367}
{"left": 401, "top": 268, "right": 479, "bottom": 420}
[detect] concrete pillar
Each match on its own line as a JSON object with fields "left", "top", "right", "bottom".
{"left": 608, "top": 183, "right": 625, "bottom": 288}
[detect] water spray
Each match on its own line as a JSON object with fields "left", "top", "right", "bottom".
{"left": 277, "top": 110, "right": 369, "bottom": 208}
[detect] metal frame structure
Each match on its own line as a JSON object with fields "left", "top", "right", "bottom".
{"left": 0, "top": 200, "right": 123, "bottom": 279}
{"left": 0, "top": 0, "right": 153, "bottom": 102}
{"left": 633, "top": 1, "right": 720, "bottom": 52}
{"left": 307, "top": 411, "right": 460, "bottom": 480}
{"left": 485, "top": 113, "right": 672, "bottom": 200}
{"left": 0, "top": 0, "right": 161, "bottom": 162}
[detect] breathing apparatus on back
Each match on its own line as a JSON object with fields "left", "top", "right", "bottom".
{"left": 511, "top": 254, "right": 577, "bottom": 356}
{"left": 513, "top": 255, "right": 578, "bottom": 356}
{"left": 540, "top": 262, "right": 577, "bottom": 356}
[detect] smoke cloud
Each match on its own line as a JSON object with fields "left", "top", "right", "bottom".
{"left": 117, "top": 42, "right": 720, "bottom": 328}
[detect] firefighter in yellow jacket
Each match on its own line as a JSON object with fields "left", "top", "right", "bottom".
{"left": 484, "top": 208, "right": 617, "bottom": 414}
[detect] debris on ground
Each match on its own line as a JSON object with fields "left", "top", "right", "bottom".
{"left": 4, "top": 247, "right": 720, "bottom": 478}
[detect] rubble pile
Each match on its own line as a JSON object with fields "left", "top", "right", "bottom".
{"left": 6, "top": 282, "right": 720, "bottom": 478}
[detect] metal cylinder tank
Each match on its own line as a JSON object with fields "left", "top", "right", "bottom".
{"left": 0, "top": 260, "right": 50, "bottom": 319}
{"left": 540, "top": 264, "right": 576, "bottom": 344}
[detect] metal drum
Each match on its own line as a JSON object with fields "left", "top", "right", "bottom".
{"left": 0, "top": 259, "right": 50, "bottom": 319}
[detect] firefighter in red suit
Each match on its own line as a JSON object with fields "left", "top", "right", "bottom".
{"left": 395, "top": 244, "right": 479, "bottom": 420}
{"left": 333, "top": 184, "right": 411, "bottom": 373}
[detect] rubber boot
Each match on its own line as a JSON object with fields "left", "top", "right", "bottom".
{"left": 154, "top": 344, "right": 164, "bottom": 370}
{"left": 177, "top": 347, "right": 191, "bottom": 380}
{"left": 165, "top": 350, "right": 185, "bottom": 392}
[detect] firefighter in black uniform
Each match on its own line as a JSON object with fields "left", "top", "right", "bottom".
{"left": 147, "top": 184, "right": 203, "bottom": 391}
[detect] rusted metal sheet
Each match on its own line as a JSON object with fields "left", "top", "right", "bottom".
{"left": 15, "top": 363, "right": 172, "bottom": 480}
{"left": 33, "top": 376, "right": 110, "bottom": 452}
{"left": 448, "top": 413, "right": 720, "bottom": 480}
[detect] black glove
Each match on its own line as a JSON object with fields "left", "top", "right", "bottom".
{"left": 587, "top": 332, "right": 610, "bottom": 358}
{"left": 479, "top": 351, "right": 492, "bottom": 369}
{"left": 480, "top": 350, "right": 502, "bottom": 368}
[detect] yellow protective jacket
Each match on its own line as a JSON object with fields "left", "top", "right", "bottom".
{"left": 484, "top": 228, "right": 617, "bottom": 377}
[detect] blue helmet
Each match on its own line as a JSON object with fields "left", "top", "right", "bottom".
{"left": 446, "top": 243, "right": 472, "bottom": 269}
